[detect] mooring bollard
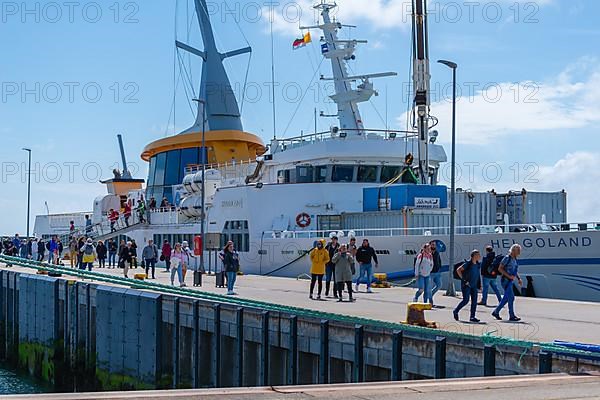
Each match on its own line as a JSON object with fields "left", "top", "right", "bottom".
{"left": 319, "top": 320, "right": 329, "bottom": 384}
{"left": 435, "top": 336, "right": 447, "bottom": 379}
{"left": 539, "top": 350, "right": 553, "bottom": 374}
{"left": 288, "top": 315, "right": 298, "bottom": 386}
{"left": 391, "top": 330, "right": 404, "bottom": 381}
{"left": 354, "top": 325, "right": 364, "bottom": 383}
{"left": 261, "top": 310, "right": 270, "bottom": 386}
{"left": 213, "top": 303, "right": 221, "bottom": 388}
{"left": 484, "top": 344, "right": 496, "bottom": 377}
{"left": 236, "top": 307, "right": 244, "bottom": 387}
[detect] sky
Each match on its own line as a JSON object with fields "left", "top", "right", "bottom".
{"left": 1, "top": 0, "right": 599, "bottom": 235}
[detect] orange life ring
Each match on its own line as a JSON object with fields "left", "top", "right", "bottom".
{"left": 296, "top": 213, "right": 311, "bottom": 228}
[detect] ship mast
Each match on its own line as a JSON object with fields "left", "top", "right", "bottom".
{"left": 302, "top": 2, "right": 396, "bottom": 136}
{"left": 412, "top": 0, "right": 432, "bottom": 183}
{"left": 176, "top": 0, "right": 252, "bottom": 133}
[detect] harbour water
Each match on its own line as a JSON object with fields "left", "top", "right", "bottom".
{"left": 0, "top": 365, "right": 50, "bottom": 395}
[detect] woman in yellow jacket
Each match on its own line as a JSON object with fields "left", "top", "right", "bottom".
{"left": 310, "top": 239, "right": 330, "bottom": 300}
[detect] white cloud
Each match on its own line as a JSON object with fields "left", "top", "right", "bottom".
{"left": 265, "top": 0, "right": 412, "bottom": 36}
{"left": 403, "top": 58, "right": 600, "bottom": 145}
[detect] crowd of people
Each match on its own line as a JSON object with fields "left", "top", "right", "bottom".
{"left": 307, "top": 235, "right": 524, "bottom": 322}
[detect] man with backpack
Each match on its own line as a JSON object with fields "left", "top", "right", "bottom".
{"left": 492, "top": 244, "right": 523, "bottom": 322}
{"left": 80, "top": 238, "right": 97, "bottom": 271}
{"left": 479, "top": 245, "right": 503, "bottom": 306}
{"left": 453, "top": 249, "right": 482, "bottom": 323}
{"left": 429, "top": 240, "right": 443, "bottom": 306}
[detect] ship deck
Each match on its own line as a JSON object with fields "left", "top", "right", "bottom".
{"left": 3, "top": 263, "right": 600, "bottom": 345}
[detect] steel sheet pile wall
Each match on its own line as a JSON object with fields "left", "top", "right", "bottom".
{"left": 0, "top": 268, "right": 598, "bottom": 393}
{"left": 95, "top": 287, "right": 162, "bottom": 390}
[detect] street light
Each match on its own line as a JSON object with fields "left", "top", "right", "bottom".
{"left": 192, "top": 98, "right": 207, "bottom": 274}
{"left": 22, "top": 148, "right": 32, "bottom": 239}
{"left": 438, "top": 59, "right": 458, "bottom": 297}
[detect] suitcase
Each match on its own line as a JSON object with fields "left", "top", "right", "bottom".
{"left": 215, "top": 271, "right": 226, "bottom": 288}
{"left": 193, "top": 271, "right": 202, "bottom": 287}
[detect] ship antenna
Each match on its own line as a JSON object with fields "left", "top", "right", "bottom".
{"left": 270, "top": 5, "right": 277, "bottom": 140}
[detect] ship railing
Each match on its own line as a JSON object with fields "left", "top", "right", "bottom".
{"left": 274, "top": 129, "right": 418, "bottom": 151}
{"left": 184, "top": 159, "right": 258, "bottom": 185}
{"left": 263, "top": 221, "right": 600, "bottom": 239}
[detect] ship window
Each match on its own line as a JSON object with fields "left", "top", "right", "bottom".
{"left": 332, "top": 165, "right": 354, "bottom": 182}
{"left": 381, "top": 166, "right": 401, "bottom": 183}
{"left": 154, "top": 152, "right": 167, "bottom": 187}
{"left": 318, "top": 215, "right": 342, "bottom": 231}
{"left": 221, "top": 220, "right": 250, "bottom": 252}
{"left": 180, "top": 148, "right": 199, "bottom": 180}
{"left": 147, "top": 156, "right": 157, "bottom": 187}
{"left": 357, "top": 165, "right": 378, "bottom": 182}
{"left": 277, "top": 170, "right": 291, "bottom": 183}
{"left": 316, "top": 166, "right": 328, "bottom": 182}
{"left": 165, "top": 150, "right": 182, "bottom": 186}
{"left": 296, "top": 166, "right": 314, "bottom": 183}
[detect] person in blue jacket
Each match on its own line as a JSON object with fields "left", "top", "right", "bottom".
{"left": 492, "top": 244, "right": 523, "bottom": 322}
{"left": 453, "top": 249, "right": 482, "bottom": 323}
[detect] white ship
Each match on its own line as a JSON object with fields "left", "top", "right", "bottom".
{"left": 34, "top": 1, "right": 600, "bottom": 302}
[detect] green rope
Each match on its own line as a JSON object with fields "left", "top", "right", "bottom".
{"left": 0, "top": 255, "right": 597, "bottom": 360}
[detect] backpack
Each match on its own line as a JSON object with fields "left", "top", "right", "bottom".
{"left": 488, "top": 255, "right": 505, "bottom": 277}
{"left": 453, "top": 259, "right": 467, "bottom": 280}
{"left": 46, "top": 242, "right": 51, "bottom": 251}
{"left": 84, "top": 244, "right": 94, "bottom": 256}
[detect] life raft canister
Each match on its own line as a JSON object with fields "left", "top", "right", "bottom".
{"left": 295, "top": 213, "right": 311, "bottom": 228}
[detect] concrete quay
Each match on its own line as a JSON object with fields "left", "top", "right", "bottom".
{"left": 4, "top": 373, "right": 600, "bottom": 400}
{"left": 1, "top": 261, "right": 599, "bottom": 393}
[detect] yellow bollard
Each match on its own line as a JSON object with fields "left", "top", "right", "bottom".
{"left": 405, "top": 302, "right": 437, "bottom": 328}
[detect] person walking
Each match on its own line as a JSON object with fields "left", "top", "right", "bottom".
{"left": 182, "top": 241, "right": 197, "bottom": 282}
{"left": 96, "top": 240, "right": 107, "bottom": 268}
{"left": 332, "top": 244, "right": 355, "bottom": 302}
{"left": 107, "top": 239, "right": 117, "bottom": 268}
{"left": 492, "top": 244, "right": 523, "bottom": 322}
{"left": 84, "top": 214, "right": 93, "bottom": 236}
{"left": 479, "top": 245, "right": 503, "bottom": 306}
{"left": 354, "top": 239, "right": 379, "bottom": 293}
{"left": 124, "top": 201, "right": 132, "bottom": 227}
{"left": 170, "top": 243, "right": 186, "bottom": 287}
{"left": 68, "top": 237, "right": 79, "bottom": 268}
{"left": 19, "top": 240, "right": 28, "bottom": 259}
{"left": 108, "top": 209, "right": 119, "bottom": 232}
{"left": 137, "top": 198, "right": 147, "bottom": 223}
{"left": 80, "top": 238, "right": 97, "bottom": 272}
{"left": 162, "top": 240, "right": 172, "bottom": 272}
{"left": 131, "top": 239, "right": 138, "bottom": 268}
{"left": 222, "top": 241, "right": 240, "bottom": 295}
{"left": 37, "top": 239, "right": 45, "bottom": 262}
{"left": 117, "top": 240, "right": 126, "bottom": 268}
{"left": 453, "top": 250, "right": 482, "bottom": 323}
{"left": 309, "top": 239, "right": 330, "bottom": 300}
{"left": 76, "top": 237, "right": 85, "bottom": 269}
{"left": 120, "top": 241, "right": 134, "bottom": 278}
{"left": 429, "top": 240, "right": 443, "bottom": 306}
{"left": 413, "top": 243, "right": 433, "bottom": 303}
{"left": 48, "top": 236, "right": 59, "bottom": 264}
{"left": 142, "top": 239, "right": 158, "bottom": 279}
{"left": 324, "top": 236, "right": 340, "bottom": 298}
{"left": 30, "top": 238, "right": 38, "bottom": 261}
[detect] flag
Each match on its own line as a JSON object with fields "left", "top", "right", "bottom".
{"left": 293, "top": 32, "right": 312, "bottom": 50}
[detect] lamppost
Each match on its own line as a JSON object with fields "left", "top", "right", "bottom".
{"left": 437, "top": 59, "right": 458, "bottom": 297}
{"left": 192, "top": 98, "right": 207, "bottom": 274}
{"left": 22, "top": 148, "right": 32, "bottom": 239}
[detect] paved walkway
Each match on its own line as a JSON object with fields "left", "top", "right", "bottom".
{"left": 4, "top": 263, "right": 600, "bottom": 344}
{"left": 4, "top": 374, "right": 600, "bottom": 399}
